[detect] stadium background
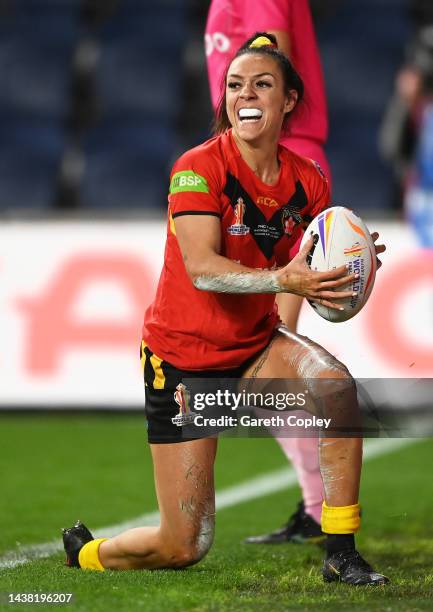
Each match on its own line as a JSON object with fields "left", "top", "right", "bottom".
{"left": 0, "top": 1, "right": 432, "bottom": 610}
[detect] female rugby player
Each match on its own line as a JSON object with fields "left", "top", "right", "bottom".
{"left": 63, "top": 33, "right": 388, "bottom": 586}
{"left": 206, "top": 0, "right": 332, "bottom": 544}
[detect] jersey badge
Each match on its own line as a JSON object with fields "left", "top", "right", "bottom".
{"left": 228, "top": 198, "right": 250, "bottom": 236}
{"left": 281, "top": 205, "right": 303, "bottom": 236}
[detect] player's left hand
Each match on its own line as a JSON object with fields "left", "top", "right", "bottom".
{"left": 371, "top": 232, "right": 386, "bottom": 269}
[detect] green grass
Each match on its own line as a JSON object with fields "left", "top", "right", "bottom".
{"left": 0, "top": 414, "right": 432, "bottom": 611}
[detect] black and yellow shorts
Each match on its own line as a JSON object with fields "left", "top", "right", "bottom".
{"left": 140, "top": 341, "right": 254, "bottom": 444}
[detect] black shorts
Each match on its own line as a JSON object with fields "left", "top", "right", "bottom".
{"left": 141, "top": 341, "right": 258, "bottom": 444}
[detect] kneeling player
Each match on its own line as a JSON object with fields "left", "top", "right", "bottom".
{"left": 63, "top": 33, "right": 388, "bottom": 585}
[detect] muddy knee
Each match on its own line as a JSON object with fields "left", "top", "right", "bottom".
{"left": 162, "top": 520, "right": 215, "bottom": 568}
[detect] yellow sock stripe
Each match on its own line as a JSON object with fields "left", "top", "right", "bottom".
{"left": 321, "top": 502, "right": 361, "bottom": 534}
{"left": 149, "top": 353, "right": 166, "bottom": 389}
{"left": 78, "top": 538, "right": 107, "bottom": 571}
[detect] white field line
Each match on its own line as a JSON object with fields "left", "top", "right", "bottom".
{"left": 0, "top": 437, "right": 418, "bottom": 570}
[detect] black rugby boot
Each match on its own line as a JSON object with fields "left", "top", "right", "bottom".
{"left": 245, "top": 501, "right": 325, "bottom": 545}
{"left": 323, "top": 549, "right": 389, "bottom": 585}
{"left": 62, "top": 521, "right": 94, "bottom": 568}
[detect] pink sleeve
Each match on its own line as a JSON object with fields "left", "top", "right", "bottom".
{"left": 241, "top": 0, "right": 290, "bottom": 32}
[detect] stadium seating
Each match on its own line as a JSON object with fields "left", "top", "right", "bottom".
{"left": 0, "top": 1, "right": 78, "bottom": 209}
{"left": 318, "top": 0, "right": 408, "bottom": 211}
{"left": 0, "top": 0, "right": 80, "bottom": 42}
{"left": 0, "top": 36, "right": 74, "bottom": 119}
{"left": 66, "top": 0, "right": 185, "bottom": 210}
{"left": 0, "top": 0, "right": 185, "bottom": 211}
{"left": 0, "top": 0, "right": 409, "bottom": 213}
{"left": 96, "top": 42, "right": 182, "bottom": 121}
{"left": 0, "top": 120, "right": 65, "bottom": 211}
{"left": 80, "top": 119, "right": 172, "bottom": 208}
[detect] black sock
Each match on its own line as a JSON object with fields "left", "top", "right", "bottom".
{"left": 326, "top": 534, "right": 355, "bottom": 557}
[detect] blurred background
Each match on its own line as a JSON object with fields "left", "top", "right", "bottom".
{"left": 0, "top": 0, "right": 432, "bottom": 409}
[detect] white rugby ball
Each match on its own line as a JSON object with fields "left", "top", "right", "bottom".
{"left": 299, "top": 206, "right": 377, "bottom": 322}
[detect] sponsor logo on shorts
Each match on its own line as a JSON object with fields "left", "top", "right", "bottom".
{"left": 169, "top": 171, "right": 209, "bottom": 194}
{"left": 228, "top": 198, "right": 250, "bottom": 236}
{"left": 172, "top": 383, "right": 197, "bottom": 427}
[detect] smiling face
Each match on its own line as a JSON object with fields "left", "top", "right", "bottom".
{"left": 225, "top": 53, "right": 297, "bottom": 146}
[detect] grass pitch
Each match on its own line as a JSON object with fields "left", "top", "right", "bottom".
{"left": 0, "top": 414, "right": 432, "bottom": 611}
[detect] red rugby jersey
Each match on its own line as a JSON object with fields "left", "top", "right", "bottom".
{"left": 142, "top": 130, "right": 329, "bottom": 370}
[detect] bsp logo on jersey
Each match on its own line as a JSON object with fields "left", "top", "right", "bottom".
{"left": 171, "top": 383, "right": 197, "bottom": 427}
{"left": 169, "top": 170, "right": 209, "bottom": 194}
{"left": 228, "top": 198, "right": 250, "bottom": 236}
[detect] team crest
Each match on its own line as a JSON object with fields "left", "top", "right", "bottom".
{"left": 171, "top": 383, "right": 197, "bottom": 427}
{"left": 281, "top": 205, "right": 303, "bottom": 236}
{"left": 228, "top": 197, "right": 250, "bottom": 235}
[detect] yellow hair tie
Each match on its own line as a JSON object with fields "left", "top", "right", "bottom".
{"left": 249, "top": 36, "right": 276, "bottom": 49}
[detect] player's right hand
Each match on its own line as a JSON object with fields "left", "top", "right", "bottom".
{"left": 275, "top": 236, "right": 359, "bottom": 311}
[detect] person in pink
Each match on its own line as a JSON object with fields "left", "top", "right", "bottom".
{"left": 205, "top": 0, "right": 330, "bottom": 543}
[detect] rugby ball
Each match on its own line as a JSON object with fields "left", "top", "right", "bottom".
{"left": 299, "top": 206, "right": 377, "bottom": 322}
